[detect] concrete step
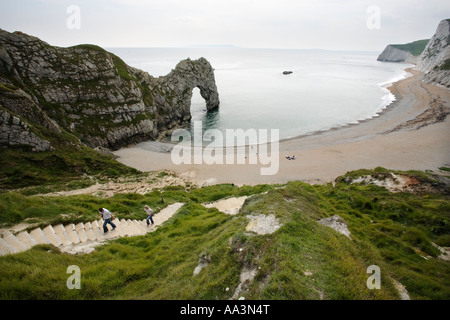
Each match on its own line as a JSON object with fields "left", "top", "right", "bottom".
{"left": 127, "top": 220, "right": 143, "bottom": 235}
{"left": 112, "top": 219, "right": 126, "bottom": 237}
{"left": 95, "top": 219, "right": 114, "bottom": 240}
{"left": 53, "top": 224, "right": 72, "bottom": 246}
{"left": 84, "top": 222, "right": 97, "bottom": 241}
{"left": 139, "top": 219, "right": 150, "bottom": 231}
{"left": 3, "top": 232, "right": 30, "bottom": 252}
{"left": 64, "top": 224, "right": 80, "bottom": 245}
{"left": 2, "top": 202, "right": 184, "bottom": 256}
{"left": 42, "top": 225, "right": 63, "bottom": 247}
{"left": 134, "top": 220, "right": 148, "bottom": 234}
{"left": 75, "top": 223, "right": 89, "bottom": 243}
{"left": 139, "top": 219, "right": 148, "bottom": 228}
{"left": 0, "top": 237, "right": 18, "bottom": 255}
{"left": 91, "top": 221, "right": 103, "bottom": 239}
{"left": 139, "top": 221, "right": 151, "bottom": 233}
{"left": 106, "top": 227, "right": 120, "bottom": 239}
{"left": 29, "top": 228, "right": 51, "bottom": 245}
{"left": 127, "top": 219, "right": 144, "bottom": 235}
{"left": 119, "top": 219, "right": 133, "bottom": 236}
{"left": 16, "top": 231, "right": 38, "bottom": 248}
{"left": 125, "top": 219, "right": 139, "bottom": 235}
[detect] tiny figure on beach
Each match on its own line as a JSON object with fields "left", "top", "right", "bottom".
{"left": 285, "top": 155, "right": 297, "bottom": 160}
{"left": 99, "top": 207, "right": 116, "bottom": 234}
{"left": 144, "top": 205, "right": 154, "bottom": 226}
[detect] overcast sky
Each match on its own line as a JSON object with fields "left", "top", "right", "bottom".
{"left": 1, "top": 0, "right": 449, "bottom": 51}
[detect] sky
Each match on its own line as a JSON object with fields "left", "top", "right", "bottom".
{"left": 0, "top": 0, "right": 449, "bottom": 51}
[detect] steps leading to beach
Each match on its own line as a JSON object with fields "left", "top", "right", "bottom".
{"left": 0, "top": 203, "right": 184, "bottom": 256}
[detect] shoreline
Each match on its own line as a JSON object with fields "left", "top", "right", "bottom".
{"left": 114, "top": 67, "right": 450, "bottom": 186}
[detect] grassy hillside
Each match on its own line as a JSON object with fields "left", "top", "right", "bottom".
{"left": 392, "top": 39, "right": 429, "bottom": 56}
{"left": 0, "top": 168, "right": 448, "bottom": 300}
{"left": 0, "top": 144, "right": 140, "bottom": 194}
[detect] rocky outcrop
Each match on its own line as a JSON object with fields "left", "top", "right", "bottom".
{"left": 153, "top": 57, "right": 220, "bottom": 138}
{"left": 378, "top": 19, "right": 450, "bottom": 88}
{"left": 417, "top": 20, "right": 450, "bottom": 72}
{"left": 377, "top": 45, "right": 418, "bottom": 63}
{"left": 0, "top": 29, "right": 219, "bottom": 151}
{"left": 245, "top": 214, "right": 282, "bottom": 235}
{"left": 318, "top": 215, "right": 351, "bottom": 239}
{"left": 416, "top": 19, "right": 450, "bottom": 87}
{"left": 0, "top": 107, "right": 51, "bottom": 151}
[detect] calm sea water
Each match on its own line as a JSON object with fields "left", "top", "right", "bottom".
{"left": 109, "top": 47, "right": 412, "bottom": 144}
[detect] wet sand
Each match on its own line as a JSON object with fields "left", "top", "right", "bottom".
{"left": 114, "top": 69, "right": 450, "bottom": 186}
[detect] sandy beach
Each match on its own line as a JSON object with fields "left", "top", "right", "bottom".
{"left": 114, "top": 68, "right": 450, "bottom": 186}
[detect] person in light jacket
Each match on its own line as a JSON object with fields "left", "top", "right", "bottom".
{"left": 99, "top": 208, "right": 116, "bottom": 234}
{"left": 144, "top": 205, "right": 154, "bottom": 226}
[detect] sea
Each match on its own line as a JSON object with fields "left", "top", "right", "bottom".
{"left": 108, "top": 47, "right": 413, "bottom": 145}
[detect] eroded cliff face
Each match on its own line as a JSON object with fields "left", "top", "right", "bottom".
{"left": 378, "top": 19, "right": 450, "bottom": 88}
{"left": 416, "top": 19, "right": 450, "bottom": 88}
{"left": 153, "top": 57, "right": 220, "bottom": 138}
{"left": 0, "top": 29, "right": 219, "bottom": 151}
{"left": 377, "top": 45, "right": 418, "bottom": 63}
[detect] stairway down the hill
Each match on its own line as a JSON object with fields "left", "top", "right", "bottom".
{"left": 0, "top": 203, "right": 184, "bottom": 256}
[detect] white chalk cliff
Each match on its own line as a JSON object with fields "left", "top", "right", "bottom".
{"left": 416, "top": 19, "right": 450, "bottom": 87}
{"left": 377, "top": 45, "right": 418, "bottom": 63}
{"left": 378, "top": 19, "right": 450, "bottom": 88}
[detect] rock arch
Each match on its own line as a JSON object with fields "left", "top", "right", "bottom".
{"left": 153, "top": 57, "right": 220, "bottom": 137}
{"left": 0, "top": 28, "right": 220, "bottom": 149}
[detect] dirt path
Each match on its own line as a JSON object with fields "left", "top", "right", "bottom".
{"left": 37, "top": 171, "right": 196, "bottom": 198}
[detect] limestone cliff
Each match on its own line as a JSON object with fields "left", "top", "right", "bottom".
{"left": 377, "top": 19, "right": 450, "bottom": 88}
{"left": 0, "top": 29, "right": 219, "bottom": 151}
{"left": 153, "top": 57, "right": 220, "bottom": 138}
{"left": 377, "top": 44, "right": 419, "bottom": 63}
{"left": 416, "top": 19, "right": 450, "bottom": 87}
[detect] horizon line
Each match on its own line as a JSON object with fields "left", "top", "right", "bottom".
{"left": 103, "top": 45, "right": 381, "bottom": 53}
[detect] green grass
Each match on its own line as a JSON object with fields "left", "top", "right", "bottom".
{"left": 70, "top": 44, "right": 107, "bottom": 52}
{"left": 0, "top": 169, "right": 448, "bottom": 300}
{"left": 111, "top": 54, "right": 134, "bottom": 81}
{"left": 392, "top": 39, "right": 429, "bottom": 56}
{"left": 0, "top": 145, "right": 140, "bottom": 192}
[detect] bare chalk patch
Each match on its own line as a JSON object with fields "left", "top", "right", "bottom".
{"left": 245, "top": 214, "right": 282, "bottom": 235}
{"left": 392, "top": 279, "right": 410, "bottom": 300}
{"left": 193, "top": 252, "right": 211, "bottom": 276}
{"left": 318, "top": 215, "right": 351, "bottom": 239}
{"left": 232, "top": 267, "right": 258, "bottom": 300}
{"left": 203, "top": 196, "right": 248, "bottom": 215}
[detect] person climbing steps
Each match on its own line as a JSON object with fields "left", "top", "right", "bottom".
{"left": 99, "top": 208, "right": 116, "bottom": 234}
{"left": 144, "top": 205, "right": 154, "bottom": 227}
